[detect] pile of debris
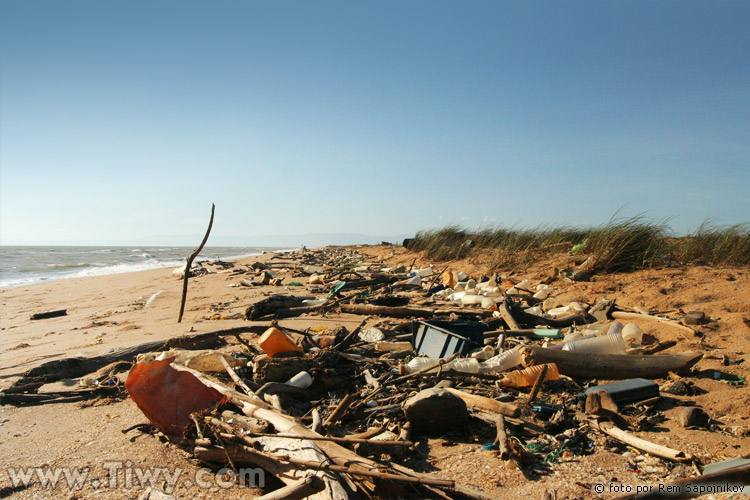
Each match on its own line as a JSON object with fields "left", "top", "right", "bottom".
{"left": 3, "top": 247, "right": 748, "bottom": 499}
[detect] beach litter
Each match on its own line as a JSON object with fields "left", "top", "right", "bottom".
{"left": 3, "top": 245, "right": 748, "bottom": 499}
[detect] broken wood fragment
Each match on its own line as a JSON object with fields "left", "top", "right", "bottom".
{"left": 443, "top": 387, "right": 521, "bottom": 418}
{"left": 30, "top": 309, "right": 67, "bottom": 320}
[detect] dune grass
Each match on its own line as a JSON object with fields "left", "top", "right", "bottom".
{"left": 409, "top": 216, "right": 750, "bottom": 273}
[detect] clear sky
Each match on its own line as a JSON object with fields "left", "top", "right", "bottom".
{"left": 1, "top": 0, "right": 748, "bottom": 245}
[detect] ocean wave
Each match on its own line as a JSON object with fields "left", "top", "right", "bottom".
{"left": 46, "top": 262, "right": 89, "bottom": 268}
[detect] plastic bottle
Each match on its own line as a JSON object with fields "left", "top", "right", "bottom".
{"left": 461, "top": 294, "right": 484, "bottom": 306}
{"left": 302, "top": 298, "right": 327, "bottom": 306}
{"left": 546, "top": 302, "right": 585, "bottom": 318}
{"left": 499, "top": 363, "right": 559, "bottom": 388}
{"left": 478, "top": 346, "right": 523, "bottom": 374}
{"left": 562, "top": 332, "right": 626, "bottom": 355}
{"left": 406, "top": 275, "right": 422, "bottom": 286}
{"left": 480, "top": 296, "right": 497, "bottom": 309}
{"left": 516, "top": 279, "right": 532, "bottom": 290}
{"left": 622, "top": 323, "right": 643, "bottom": 345}
{"left": 405, "top": 357, "right": 479, "bottom": 374}
{"left": 415, "top": 267, "right": 433, "bottom": 277}
{"left": 470, "top": 345, "right": 496, "bottom": 360}
{"left": 524, "top": 305, "right": 542, "bottom": 315}
{"left": 259, "top": 327, "right": 303, "bottom": 357}
{"left": 286, "top": 371, "right": 313, "bottom": 388}
{"left": 607, "top": 321, "right": 624, "bottom": 335}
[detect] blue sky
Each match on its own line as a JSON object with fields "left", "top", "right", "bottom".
{"left": 1, "top": 0, "right": 748, "bottom": 245}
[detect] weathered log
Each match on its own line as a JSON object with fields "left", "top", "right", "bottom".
{"left": 178, "top": 203, "right": 215, "bottom": 323}
{"left": 9, "top": 331, "right": 231, "bottom": 388}
{"left": 520, "top": 346, "right": 703, "bottom": 380}
{"left": 246, "top": 295, "right": 313, "bottom": 320}
{"left": 595, "top": 420, "right": 693, "bottom": 462}
{"left": 338, "top": 275, "right": 400, "bottom": 290}
{"left": 341, "top": 304, "right": 435, "bottom": 318}
{"left": 443, "top": 387, "right": 520, "bottom": 418}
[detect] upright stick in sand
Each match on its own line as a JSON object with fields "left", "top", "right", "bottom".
{"left": 178, "top": 203, "right": 215, "bottom": 323}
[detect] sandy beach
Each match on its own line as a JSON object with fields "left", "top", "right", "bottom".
{"left": 1, "top": 245, "right": 749, "bottom": 499}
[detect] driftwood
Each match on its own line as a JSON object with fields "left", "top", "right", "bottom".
{"left": 8, "top": 330, "right": 233, "bottom": 389}
{"left": 341, "top": 304, "right": 436, "bottom": 318}
{"left": 494, "top": 416, "right": 510, "bottom": 459}
{"left": 339, "top": 275, "right": 400, "bottom": 290}
{"left": 500, "top": 300, "right": 521, "bottom": 330}
{"left": 0, "top": 387, "right": 121, "bottom": 405}
{"left": 174, "top": 364, "right": 463, "bottom": 498}
{"left": 611, "top": 310, "right": 696, "bottom": 335}
{"left": 246, "top": 295, "right": 313, "bottom": 320}
{"left": 340, "top": 304, "right": 493, "bottom": 319}
{"left": 443, "top": 387, "right": 520, "bottom": 418}
{"left": 595, "top": 420, "right": 693, "bottom": 462}
{"left": 206, "top": 418, "right": 348, "bottom": 499}
{"left": 527, "top": 364, "right": 548, "bottom": 403}
{"left": 30, "top": 309, "right": 67, "bottom": 320}
{"left": 323, "top": 393, "right": 354, "bottom": 427}
{"left": 520, "top": 346, "right": 703, "bottom": 380}
{"left": 178, "top": 203, "right": 215, "bottom": 323}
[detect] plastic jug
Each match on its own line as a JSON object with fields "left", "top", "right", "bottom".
{"left": 500, "top": 363, "right": 559, "bottom": 388}
{"left": 562, "top": 332, "right": 626, "bottom": 355}
{"left": 259, "top": 327, "right": 302, "bottom": 357}
{"left": 479, "top": 346, "right": 523, "bottom": 374}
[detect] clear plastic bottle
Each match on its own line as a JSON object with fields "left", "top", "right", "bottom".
{"left": 561, "top": 332, "right": 626, "bottom": 355}
{"left": 499, "top": 363, "right": 559, "bottom": 388}
{"left": 405, "top": 357, "right": 479, "bottom": 374}
{"left": 478, "top": 346, "right": 523, "bottom": 374}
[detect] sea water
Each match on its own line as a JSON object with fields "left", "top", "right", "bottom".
{"left": 0, "top": 246, "right": 290, "bottom": 288}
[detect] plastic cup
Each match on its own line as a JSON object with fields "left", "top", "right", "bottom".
{"left": 561, "top": 332, "right": 626, "bottom": 355}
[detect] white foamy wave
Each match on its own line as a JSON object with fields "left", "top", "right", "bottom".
{"left": 46, "top": 263, "right": 89, "bottom": 268}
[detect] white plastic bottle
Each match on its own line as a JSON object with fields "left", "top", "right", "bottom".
{"left": 405, "top": 357, "right": 479, "bottom": 374}
{"left": 478, "top": 346, "right": 523, "bottom": 374}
